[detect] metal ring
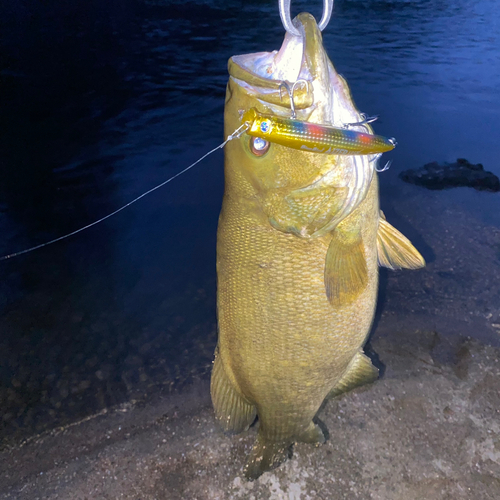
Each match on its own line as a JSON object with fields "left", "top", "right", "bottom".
{"left": 279, "top": 0, "right": 333, "bottom": 37}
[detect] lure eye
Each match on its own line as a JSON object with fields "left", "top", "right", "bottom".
{"left": 250, "top": 136, "right": 270, "bottom": 156}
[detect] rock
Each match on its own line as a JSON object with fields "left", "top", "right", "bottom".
{"left": 11, "top": 379, "right": 22, "bottom": 389}
{"left": 78, "top": 380, "right": 91, "bottom": 391}
{"left": 399, "top": 158, "right": 500, "bottom": 192}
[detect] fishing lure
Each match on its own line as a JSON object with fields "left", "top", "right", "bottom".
{"left": 242, "top": 107, "right": 396, "bottom": 155}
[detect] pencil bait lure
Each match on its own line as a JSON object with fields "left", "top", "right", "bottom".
{"left": 242, "top": 107, "right": 396, "bottom": 155}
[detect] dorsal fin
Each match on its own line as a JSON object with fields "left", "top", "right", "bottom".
{"left": 377, "top": 214, "right": 425, "bottom": 270}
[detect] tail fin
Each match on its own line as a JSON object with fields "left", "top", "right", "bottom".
{"left": 243, "top": 421, "right": 325, "bottom": 480}
{"left": 243, "top": 432, "right": 291, "bottom": 481}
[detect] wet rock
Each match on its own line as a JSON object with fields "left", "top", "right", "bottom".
{"left": 58, "top": 387, "right": 69, "bottom": 399}
{"left": 139, "top": 342, "right": 152, "bottom": 355}
{"left": 124, "top": 355, "right": 143, "bottom": 367}
{"left": 11, "top": 379, "right": 22, "bottom": 389}
{"left": 74, "top": 380, "right": 91, "bottom": 393}
{"left": 2, "top": 412, "right": 14, "bottom": 422}
{"left": 399, "top": 158, "right": 500, "bottom": 192}
{"left": 85, "top": 356, "right": 98, "bottom": 369}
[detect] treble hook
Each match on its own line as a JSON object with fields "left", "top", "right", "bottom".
{"left": 279, "top": 0, "right": 334, "bottom": 37}
{"left": 279, "top": 79, "right": 309, "bottom": 118}
{"left": 376, "top": 160, "right": 392, "bottom": 173}
{"left": 370, "top": 153, "right": 393, "bottom": 173}
{"left": 343, "top": 114, "right": 379, "bottom": 130}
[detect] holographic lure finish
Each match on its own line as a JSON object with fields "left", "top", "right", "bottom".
{"left": 242, "top": 108, "right": 396, "bottom": 155}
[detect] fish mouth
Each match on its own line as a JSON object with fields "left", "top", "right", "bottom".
{"left": 228, "top": 12, "right": 318, "bottom": 115}
{"left": 228, "top": 12, "right": 362, "bottom": 128}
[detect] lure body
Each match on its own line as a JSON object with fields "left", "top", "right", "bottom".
{"left": 242, "top": 107, "right": 395, "bottom": 155}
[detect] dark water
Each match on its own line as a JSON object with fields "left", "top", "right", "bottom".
{"left": 1, "top": 0, "right": 499, "bottom": 444}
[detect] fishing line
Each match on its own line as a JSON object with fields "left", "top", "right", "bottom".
{"left": 0, "top": 123, "right": 249, "bottom": 261}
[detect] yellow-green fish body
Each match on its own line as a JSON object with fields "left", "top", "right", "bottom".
{"left": 211, "top": 13, "right": 424, "bottom": 480}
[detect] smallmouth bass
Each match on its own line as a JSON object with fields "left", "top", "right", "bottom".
{"left": 211, "top": 13, "right": 424, "bottom": 480}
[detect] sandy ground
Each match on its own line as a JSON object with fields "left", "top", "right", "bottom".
{"left": 1, "top": 182, "right": 500, "bottom": 499}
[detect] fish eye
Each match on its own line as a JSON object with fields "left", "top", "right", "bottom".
{"left": 250, "top": 136, "right": 270, "bottom": 156}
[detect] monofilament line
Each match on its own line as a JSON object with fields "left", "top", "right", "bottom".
{"left": 0, "top": 124, "right": 249, "bottom": 261}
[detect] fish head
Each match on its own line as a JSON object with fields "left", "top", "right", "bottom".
{"left": 224, "top": 13, "right": 375, "bottom": 238}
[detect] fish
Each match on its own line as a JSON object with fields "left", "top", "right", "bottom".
{"left": 210, "top": 12, "right": 425, "bottom": 480}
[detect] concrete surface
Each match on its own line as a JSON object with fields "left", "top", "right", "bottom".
{"left": 1, "top": 323, "right": 499, "bottom": 500}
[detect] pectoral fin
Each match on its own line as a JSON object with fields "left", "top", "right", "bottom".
{"left": 324, "top": 228, "right": 368, "bottom": 306}
{"left": 210, "top": 349, "right": 256, "bottom": 434}
{"left": 328, "top": 350, "right": 379, "bottom": 399}
{"left": 377, "top": 215, "right": 425, "bottom": 270}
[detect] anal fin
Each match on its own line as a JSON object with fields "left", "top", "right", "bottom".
{"left": 328, "top": 350, "right": 379, "bottom": 399}
{"left": 324, "top": 228, "right": 368, "bottom": 306}
{"left": 377, "top": 215, "right": 425, "bottom": 270}
{"left": 210, "top": 349, "right": 256, "bottom": 434}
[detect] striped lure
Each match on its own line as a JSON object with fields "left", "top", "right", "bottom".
{"left": 242, "top": 108, "right": 396, "bottom": 155}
